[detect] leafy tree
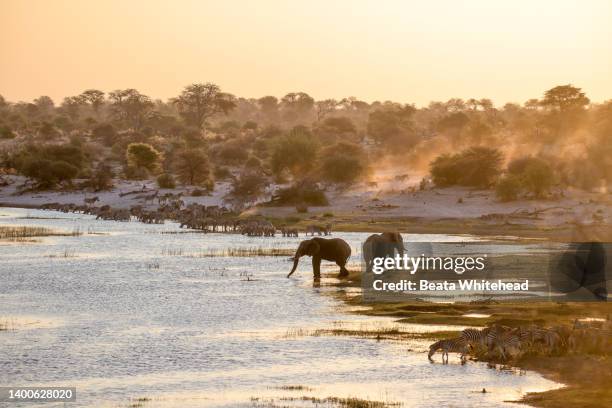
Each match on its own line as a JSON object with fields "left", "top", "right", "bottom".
{"left": 228, "top": 171, "right": 268, "bottom": 203}
{"left": 270, "top": 129, "right": 318, "bottom": 179}
{"left": 109, "top": 89, "right": 154, "bottom": 129}
{"left": 79, "top": 89, "right": 105, "bottom": 116}
{"left": 315, "top": 99, "right": 339, "bottom": 122}
{"left": 33, "top": 96, "right": 55, "bottom": 115}
{"left": 367, "top": 105, "right": 417, "bottom": 149}
{"left": 172, "top": 83, "right": 236, "bottom": 130}
{"left": 174, "top": 148, "right": 210, "bottom": 186}
{"left": 92, "top": 123, "right": 117, "bottom": 146}
{"left": 541, "top": 85, "right": 589, "bottom": 112}
{"left": 38, "top": 122, "right": 61, "bottom": 139}
{"left": 319, "top": 142, "right": 367, "bottom": 185}
{"left": 126, "top": 143, "right": 161, "bottom": 173}
{"left": 521, "top": 159, "right": 554, "bottom": 197}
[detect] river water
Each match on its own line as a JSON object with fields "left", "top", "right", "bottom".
{"left": 0, "top": 208, "right": 560, "bottom": 407}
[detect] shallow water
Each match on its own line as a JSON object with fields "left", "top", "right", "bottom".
{"left": 0, "top": 208, "right": 560, "bottom": 407}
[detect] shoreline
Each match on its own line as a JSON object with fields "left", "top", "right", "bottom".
{"left": 322, "top": 269, "right": 611, "bottom": 408}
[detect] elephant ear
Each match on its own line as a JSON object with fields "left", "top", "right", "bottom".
{"left": 308, "top": 240, "right": 321, "bottom": 255}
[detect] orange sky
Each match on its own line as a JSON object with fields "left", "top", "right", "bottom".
{"left": 1, "top": 0, "right": 611, "bottom": 106}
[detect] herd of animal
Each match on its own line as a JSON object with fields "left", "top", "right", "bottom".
{"left": 38, "top": 196, "right": 333, "bottom": 237}
{"left": 428, "top": 319, "right": 612, "bottom": 363}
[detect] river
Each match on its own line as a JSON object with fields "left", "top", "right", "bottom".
{"left": 0, "top": 207, "right": 560, "bottom": 407}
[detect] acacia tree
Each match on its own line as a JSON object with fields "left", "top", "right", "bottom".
{"left": 109, "top": 89, "right": 154, "bottom": 130}
{"left": 541, "top": 85, "right": 589, "bottom": 112}
{"left": 315, "top": 99, "right": 339, "bottom": 122}
{"left": 79, "top": 89, "right": 105, "bottom": 117}
{"left": 172, "top": 83, "right": 236, "bottom": 131}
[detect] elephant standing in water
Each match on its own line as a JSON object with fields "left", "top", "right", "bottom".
{"left": 287, "top": 238, "right": 351, "bottom": 279}
{"left": 363, "top": 232, "right": 404, "bottom": 273}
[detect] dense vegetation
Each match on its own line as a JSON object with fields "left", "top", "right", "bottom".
{"left": 0, "top": 83, "right": 610, "bottom": 203}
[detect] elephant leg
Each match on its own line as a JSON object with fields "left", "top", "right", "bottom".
{"left": 337, "top": 259, "right": 349, "bottom": 278}
{"left": 312, "top": 256, "right": 321, "bottom": 279}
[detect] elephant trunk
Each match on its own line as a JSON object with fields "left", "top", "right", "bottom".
{"left": 287, "top": 256, "right": 300, "bottom": 277}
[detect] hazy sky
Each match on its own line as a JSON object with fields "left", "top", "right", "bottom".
{"left": 1, "top": 0, "right": 611, "bottom": 106}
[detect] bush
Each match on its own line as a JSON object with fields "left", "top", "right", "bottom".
{"left": 92, "top": 123, "right": 117, "bottom": 146}
{"left": 174, "top": 148, "right": 210, "bottom": 186}
{"left": 157, "top": 173, "right": 176, "bottom": 189}
{"left": 271, "top": 183, "right": 328, "bottom": 206}
{"left": 296, "top": 204, "right": 308, "bottom": 213}
{"left": 22, "top": 159, "right": 79, "bottom": 188}
{"left": 126, "top": 143, "right": 162, "bottom": 173}
{"left": 213, "top": 140, "right": 249, "bottom": 165}
{"left": 506, "top": 156, "right": 555, "bottom": 198}
{"left": 213, "top": 166, "right": 232, "bottom": 180}
{"left": 88, "top": 162, "right": 114, "bottom": 191}
{"left": 228, "top": 172, "right": 268, "bottom": 202}
{"left": 430, "top": 147, "right": 503, "bottom": 188}
{"left": 0, "top": 125, "right": 16, "bottom": 139}
{"left": 495, "top": 175, "right": 522, "bottom": 201}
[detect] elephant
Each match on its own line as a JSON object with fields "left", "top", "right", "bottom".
{"left": 287, "top": 238, "right": 351, "bottom": 279}
{"left": 363, "top": 232, "right": 404, "bottom": 273}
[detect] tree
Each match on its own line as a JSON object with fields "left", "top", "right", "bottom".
{"left": 320, "top": 142, "right": 367, "bottom": 185}
{"left": 228, "top": 171, "right": 268, "bottom": 203}
{"left": 88, "top": 162, "right": 114, "bottom": 191}
{"left": 174, "top": 148, "right": 210, "bottom": 186}
{"left": 541, "top": 85, "right": 589, "bottom": 112}
{"left": 172, "top": 83, "right": 236, "bottom": 130}
{"left": 367, "top": 105, "right": 417, "bottom": 149}
{"left": 61, "top": 96, "right": 85, "bottom": 121}
{"left": 315, "top": 99, "right": 339, "bottom": 122}
{"left": 92, "top": 123, "right": 117, "bottom": 146}
{"left": 33, "top": 96, "right": 55, "bottom": 115}
{"left": 126, "top": 143, "right": 161, "bottom": 173}
{"left": 258, "top": 96, "right": 279, "bottom": 121}
{"left": 280, "top": 92, "right": 315, "bottom": 122}
{"left": 520, "top": 159, "right": 554, "bottom": 197}
{"left": 109, "top": 89, "right": 154, "bottom": 129}
{"left": 80, "top": 89, "right": 105, "bottom": 116}
{"left": 270, "top": 129, "right": 318, "bottom": 179}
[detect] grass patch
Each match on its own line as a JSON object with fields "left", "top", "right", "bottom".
{"left": 192, "top": 247, "right": 294, "bottom": 258}
{"left": 0, "top": 225, "right": 82, "bottom": 241}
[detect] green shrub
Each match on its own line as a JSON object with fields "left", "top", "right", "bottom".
{"left": 430, "top": 147, "right": 503, "bottom": 188}
{"left": 157, "top": 173, "right": 176, "bottom": 189}
{"left": 271, "top": 183, "right": 328, "bottom": 206}
{"left": 495, "top": 175, "right": 522, "bottom": 201}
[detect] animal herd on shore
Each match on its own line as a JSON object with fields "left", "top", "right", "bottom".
{"left": 428, "top": 318, "right": 612, "bottom": 363}
{"left": 39, "top": 195, "right": 333, "bottom": 237}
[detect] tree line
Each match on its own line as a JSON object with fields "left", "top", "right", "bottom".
{"left": 0, "top": 83, "right": 610, "bottom": 204}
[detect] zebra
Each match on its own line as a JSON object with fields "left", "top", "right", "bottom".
{"left": 491, "top": 330, "right": 521, "bottom": 360}
{"left": 461, "top": 328, "right": 490, "bottom": 350}
{"left": 428, "top": 337, "right": 470, "bottom": 363}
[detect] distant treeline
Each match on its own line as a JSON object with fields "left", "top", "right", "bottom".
{"left": 0, "top": 83, "right": 610, "bottom": 204}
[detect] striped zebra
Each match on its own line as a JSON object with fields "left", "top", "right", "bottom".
{"left": 428, "top": 337, "right": 470, "bottom": 363}
{"left": 460, "top": 328, "right": 490, "bottom": 349}
{"left": 492, "top": 330, "right": 521, "bottom": 360}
